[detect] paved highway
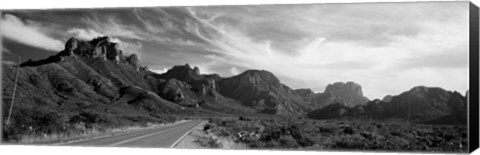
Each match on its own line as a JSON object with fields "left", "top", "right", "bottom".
{"left": 63, "top": 120, "right": 204, "bottom": 148}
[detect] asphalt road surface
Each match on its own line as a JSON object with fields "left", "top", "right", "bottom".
{"left": 63, "top": 120, "right": 204, "bottom": 148}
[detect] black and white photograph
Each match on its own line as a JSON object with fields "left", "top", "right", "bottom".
{"left": 0, "top": 0, "right": 478, "bottom": 154}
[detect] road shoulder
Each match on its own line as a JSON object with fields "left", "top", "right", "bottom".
{"left": 174, "top": 121, "right": 247, "bottom": 149}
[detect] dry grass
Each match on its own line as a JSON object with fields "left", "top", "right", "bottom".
{"left": 14, "top": 121, "right": 185, "bottom": 145}
{"left": 205, "top": 117, "right": 468, "bottom": 153}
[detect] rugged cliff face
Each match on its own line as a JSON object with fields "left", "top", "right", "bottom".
{"left": 294, "top": 88, "right": 315, "bottom": 102}
{"left": 20, "top": 36, "right": 142, "bottom": 71}
{"left": 378, "top": 86, "right": 467, "bottom": 124}
{"left": 155, "top": 64, "right": 204, "bottom": 82}
{"left": 314, "top": 81, "right": 369, "bottom": 107}
{"left": 307, "top": 86, "right": 467, "bottom": 125}
{"left": 296, "top": 81, "right": 370, "bottom": 109}
{"left": 217, "top": 70, "right": 308, "bottom": 115}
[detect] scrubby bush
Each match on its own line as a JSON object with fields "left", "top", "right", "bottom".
{"left": 2, "top": 108, "right": 69, "bottom": 141}
{"left": 206, "top": 118, "right": 468, "bottom": 152}
{"left": 70, "top": 111, "right": 108, "bottom": 125}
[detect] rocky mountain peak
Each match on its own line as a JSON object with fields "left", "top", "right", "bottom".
{"left": 157, "top": 64, "right": 203, "bottom": 82}
{"left": 126, "top": 54, "right": 140, "bottom": 70}
{"left": 237, "top": 70, "right": 281, "bottom": 87}
{"left": 70, "top": 36, "right": 143, "bottom": 70}
{"left": 405, "top": 86, "right": 451, "bottom": 100}
{"left": 382, "top": 95, "right": 393, "bottom": 102}
{"left": 353, "top": 86, "right": 466, "bottom": 123}
{"left": 64, "top": 37, "right": 78, "bottom": 53}
{"left": 172, "top": 64, "right": 194, "bottom": 71}
{"left": 216, "top": 69, "right": 307, "bottom": 115}
{"left": 325, "top": 81, "right": 364, "bottom": 96}
{"left": 20, "top": 36, "right": 144, "bottom": 71}
{"left": 295, "top": 88, "right": 315, "bottom": 98}
{"left": 310, "top": 81, "right": 369, "bottom": 108}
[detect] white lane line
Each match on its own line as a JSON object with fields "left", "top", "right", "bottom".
{"left": 169, "top": 121, "right": 204, "bottom": 148}
{"left": 56, "top": 120, "right": 189, "bottom": 145}
{"left": 107, "top": 121, "right": 190, "bottom": 146}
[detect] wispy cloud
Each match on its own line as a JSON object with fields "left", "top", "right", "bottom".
{"left": 81, "top": 15, "right": 145, "bottom": 41}
{"left": 1, "top": 2, "right": 469, "bottom": 99}
{"left": 67, "top": 28, "right": 104, "bottom": 40}
{"left": 0, "top": 14, "right": 63, "bottom": 51}
{"left": 185, "top": 2, "right": 469, "bottom": 98}
{"left": 133, "top": 8, "right": 180, "bottom": 34}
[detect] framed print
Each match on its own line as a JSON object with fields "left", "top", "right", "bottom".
{"left": 1, "top": 1, "right": 479, "bottom": 154}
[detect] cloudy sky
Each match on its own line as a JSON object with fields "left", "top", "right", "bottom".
{"left": 0, "top": 1, "right": 470, "bottom": 99}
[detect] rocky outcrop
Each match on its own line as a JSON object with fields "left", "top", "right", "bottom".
{"left": 155, "top": 64, "right": 203, "bottom": 82}
{"left": 157, "top": 79, "right": 198, "bottom": 107}
{"left": 193, "top": 66, "right": 200, "bottom": 75}
{"left": 295, "top": 89, "right": 315, "bottom": 100}
{"left": 310, "top": 81, "right": 370, "bottom": 108}
{"left": 217, "top": 70, "right": 307, "bottom": 115}
{"left": 106, "top": 43, "right": 122, "bottom": 64}
{"left": 20, "top": 36, "right": 143, "bottom": 70}
{"left": 76, "top": 36, "right": 109, "bottom": 59}
{"left": 126, "top": 54, "right": 140, "bottom": 70}
{"left": 72, "top": 36, "right": 141, "bottom": 70}
{"left": 324, "top": 81, "right": 369, "bottom": 105}
{"left": 190, "top": 79, "right": 217, "bottom": 96}
{"left": 61, "top": 37, "right": 78, "bottom": 57}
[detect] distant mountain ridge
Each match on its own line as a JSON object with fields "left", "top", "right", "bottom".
{"left": 307, "top": 86, "right": 467, "bottom": 125}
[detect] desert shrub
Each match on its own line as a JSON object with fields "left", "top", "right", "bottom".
{"left": 160, "top": 115, "right": 178, "bottom": 123}
{"left": 286, "top": 125, "right": 314, "bottom": 147}
{"left": 203, "top": 123, "right": 214, "bottom": 132}
{"left": 35, "top": 112, "right": 69, "bottom": 133}
{"left": 207, "top": 117, "right": 468, "bottom": 152}
{"left": 342, "top": 126, "right": 355, "bottom": 135}
{"left": 317, "top": 126, "right": 335, "bottom": 133}
{"left": 147, "top": 114, "right": 177, "bottom": 123}
{"left": 2, "top": 108, "right": 69, "bottom": 141}
{"left": 333, "top": 134, "right": 367, "bottom": 149}
{"left": 239, "top": 116, "right": 252, "bottom": 121}
{"left": 195, "top": 136, "right": 221, "bottom": 148}
{"left": 69, "top": 111, "right": 108, "bottom": 125}
{"left": 277, "top": 135, "right": 300, "bottom": 148}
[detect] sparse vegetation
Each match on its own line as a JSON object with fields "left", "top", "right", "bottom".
{"left": 1, "top": 105, "right": 180, "bottom": 144}
{"left": 205, "top": 117, "right": 468, "bottom": 152}
{"left": 194, "top": 135, "right": 222, "bottom": 148}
